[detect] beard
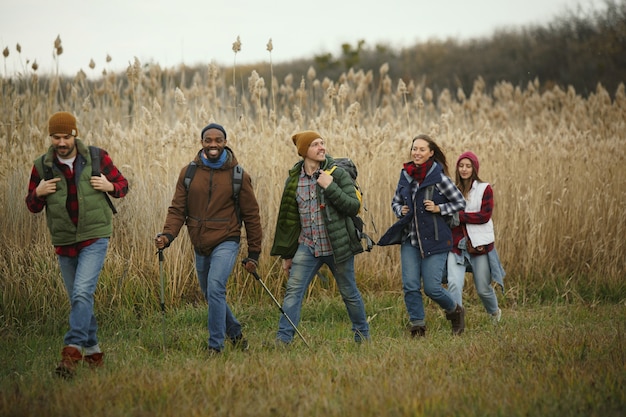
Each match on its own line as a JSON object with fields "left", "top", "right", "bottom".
{"left": 55, "top": 144, "right": 75, "bottom": 158}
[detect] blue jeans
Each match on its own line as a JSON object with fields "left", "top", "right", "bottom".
{"left": 277, "top": 244, "right": 369, "bottom": 343}
{"left": 447, "top": 251, "right": 499, "bottom": 314}
{"left": 194, "top": 240, "right": 242, "bottom": 351}
{"left": 57, "top": 237, "right": 109, "bottom": 348}
{"left": 400, "top": 242, "right": 456, "bottom": 325}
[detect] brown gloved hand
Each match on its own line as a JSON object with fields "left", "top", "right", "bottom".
{"left": 243, "top": 258, "right": 258, "bottom": 274}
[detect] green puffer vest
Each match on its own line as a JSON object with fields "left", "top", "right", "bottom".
{"left": 270, "top": 156, "right": 363, "bottom": 264}
{"left": 34, "top": 139, "right": 112, "bottom": 246}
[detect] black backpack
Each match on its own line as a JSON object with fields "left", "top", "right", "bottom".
{"left": 183, "top": 162, "right": 244, "bottom": 225}
{"left": 39, "top": 146, "right": 117, "bottom": 214}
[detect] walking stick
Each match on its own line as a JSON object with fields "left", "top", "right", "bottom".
{"left": 158, "top": 249, "right": 166, "bottom": 352}
{"left": 242, "top": 261, "right": 310, "bottom": 348}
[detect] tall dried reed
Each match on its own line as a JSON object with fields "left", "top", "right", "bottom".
{"left": 1, "top": 62, "right": 625, "bottom": 325}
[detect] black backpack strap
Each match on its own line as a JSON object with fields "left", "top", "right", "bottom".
{"left": 39, "top": 154, "right": 53, "bottom": 180}
{"left": 183, "top": 161, "right": 198, "bottom": 218}
{"left": 183, "top": 161, "right": 198, "bottom": 192}
{"left": 232, "top": 164, "right": 243, "bottom": 225}
{"left": 89, "top": 146, "right": 117, "bottom": 214}
{"left": 89, "top": 146, "right": 101, "bottom": 176}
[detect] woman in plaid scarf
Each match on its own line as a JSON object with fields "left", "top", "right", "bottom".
{"left": 379, "top": 134, "right": 466, "bottom": 336}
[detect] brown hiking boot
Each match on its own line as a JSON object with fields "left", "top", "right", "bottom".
{"left": 446, "top": 304, "right": 465, "bottom": 335}
{"left": 84, "top": 352, "right": 104, "bottom": 368}
{"left": 55, "top": 346, "right": 82, "bottom": 379}
{"left": 408, "top": 325, "right": 426, "bottom": 338}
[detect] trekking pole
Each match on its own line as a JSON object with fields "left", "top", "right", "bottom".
{"left": 158, "top": 249, "right": 166, "bottom": 352}
{"left": 242, "top": 261, "right": 310, "bottom": 348}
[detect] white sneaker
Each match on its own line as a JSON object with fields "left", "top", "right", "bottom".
{"left": 491, "top": 308, "right": 502, "bottom": 324}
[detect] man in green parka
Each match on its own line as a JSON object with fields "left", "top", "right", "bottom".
{"left": 270, "top": 130, "right": 370, "bottom": 345}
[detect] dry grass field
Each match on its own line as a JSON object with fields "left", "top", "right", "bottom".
{"left": 0, "top": 60, "right": 625, "bottom": 416}
{"left": 2, "top": 63, "right": 624, "bottom": 312}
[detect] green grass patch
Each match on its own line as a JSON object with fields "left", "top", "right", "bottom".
{"left": 1, "top": 294, "right": 624, "bottom": 417}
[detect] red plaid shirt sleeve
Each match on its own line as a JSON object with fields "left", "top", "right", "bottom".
{"left": 99, "top": 149, "right": 129, "bottom": 198}
{"left": 25, "top": 166, "right": 47, "bottom": 213}
{"left": 460, "top": 184, "right": 493, "bottom": 224}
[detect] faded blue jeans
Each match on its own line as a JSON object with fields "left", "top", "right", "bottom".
{"left": 447, "top": 250, "right": 499, "bottom": 315}
{"left": 400, "top": 241, "right": 456, "bottom": 326}
{"left": 195, "top": 240, "right": 242, "bottom": 351}
{"left": 277, "top": 244, "right": 370, "bottom": 343}
{"left": 57, "top": 237, "right": 109, "bottom": 348}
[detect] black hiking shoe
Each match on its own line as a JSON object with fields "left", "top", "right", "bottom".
{"left": 409, "top": 325, "right": 426, "bottom": 338}
{"left": 229, "top": 334, "right": 249, "bottom": 351}
{"left": 208, "top": 347, "right": 222, "bottom": 356}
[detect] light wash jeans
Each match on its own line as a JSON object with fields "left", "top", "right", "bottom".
{"left": 447, "top": 251, "right": 499, "bottom": 315}
{"left": 276, "top": 244, "right": 370, "bottom": 343}
{"left": 400, "top": 241, "right": 456, "bottom": 326}
{"left": 194, "top": 240, "right": 242, "bottom": 351}
{"left": 57, "top": 237, "right": 109, "bottom": 348}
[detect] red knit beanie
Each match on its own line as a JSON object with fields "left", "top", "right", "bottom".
{"left": 457, "top": 151, "right": 479, "bottom": 174}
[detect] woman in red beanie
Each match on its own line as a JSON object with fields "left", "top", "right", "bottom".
{"left": 446, "top": 151, "right": 505, "bottom": 327}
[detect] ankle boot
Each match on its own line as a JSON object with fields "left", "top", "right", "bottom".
{"left": 55, "top": 346, "right": 83, "bottom": 378}
{"left": 446, "top": 304, "right": 465, "bottom": 335}
{"left": 84, "top": 352, "right": 104, "bottom": 368}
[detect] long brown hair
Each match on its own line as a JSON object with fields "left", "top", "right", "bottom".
{"left": 411, "top": 134, "right": 449, "bottom": 176}
{"left": 455, "top": 158, "right": 483, "bottom": 198}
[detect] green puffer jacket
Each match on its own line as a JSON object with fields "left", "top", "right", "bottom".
{"left": 270, "top": 156, "right": 363, "bottom": 264}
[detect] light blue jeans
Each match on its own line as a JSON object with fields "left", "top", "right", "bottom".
{"left": 194, "top": 240, "right": 242, "bottom": 351}
{"left": 57, "top": 237, "right": 109, "bottom": 348}
{"left": 400, "top": 241, "right": 456, "bottom": 326}
{"left": 447, "top": 251, "right": 499, "bottom": 314}
{"left": 277, "top": 244, "right": 370, "bottom": 343}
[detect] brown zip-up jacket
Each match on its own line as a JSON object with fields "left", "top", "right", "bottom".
{"left": 162, "top": 147, "right": 262, "bottom": 259}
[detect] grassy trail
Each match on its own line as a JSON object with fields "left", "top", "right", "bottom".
{"left": 1, "top": 295, "right": 624, "bottom": 417}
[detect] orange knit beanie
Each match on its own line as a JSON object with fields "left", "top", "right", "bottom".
{"left": 292, "top": 130, "right": 322, "bottom": 157}
{"left": 48, "top": 111, "right": 78, "bottom": 136}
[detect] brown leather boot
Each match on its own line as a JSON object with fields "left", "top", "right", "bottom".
{"left": 55, "top": 346, "right": 83, "bottom": 379}
{"left": 84, "top": 352, "right": 104, "bottom": 368}
{"left": 446, "top": 304, "right": 465, "bottom": 335}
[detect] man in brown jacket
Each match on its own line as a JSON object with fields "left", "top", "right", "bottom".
{"left": 155, "top": 123, "right": 262, "bottom": 354}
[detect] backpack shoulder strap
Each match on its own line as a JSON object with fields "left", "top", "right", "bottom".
{"left": 324, "top": 166, "right": 338, "bottom": 175}
{"left": 184, "top": 161, "right": 198, "bottom": 192}
{"left": 38, "top": 154, "right": 53, "bottom": 180}
{"left": 183, "top": 161, "right": 198, "bottom": 218}
{"left": 89, "top": 146, "right": 101, "bottom": 177}
{"left": 232, "top": 164, "right": 244, "bottom": 225}
{"left": 424, "top": 185, "right": 435, "bottom": 200}
{"left": 88, "top": 146, "right": 117, "bottom": 214}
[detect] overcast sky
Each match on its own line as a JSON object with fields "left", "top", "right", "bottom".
{"left": 1, "top": 0, "right": 607, "bottom": 78}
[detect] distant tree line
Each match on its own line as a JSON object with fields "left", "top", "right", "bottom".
{"left": 253, "top": 0, "right": 625, "bottom": 98}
